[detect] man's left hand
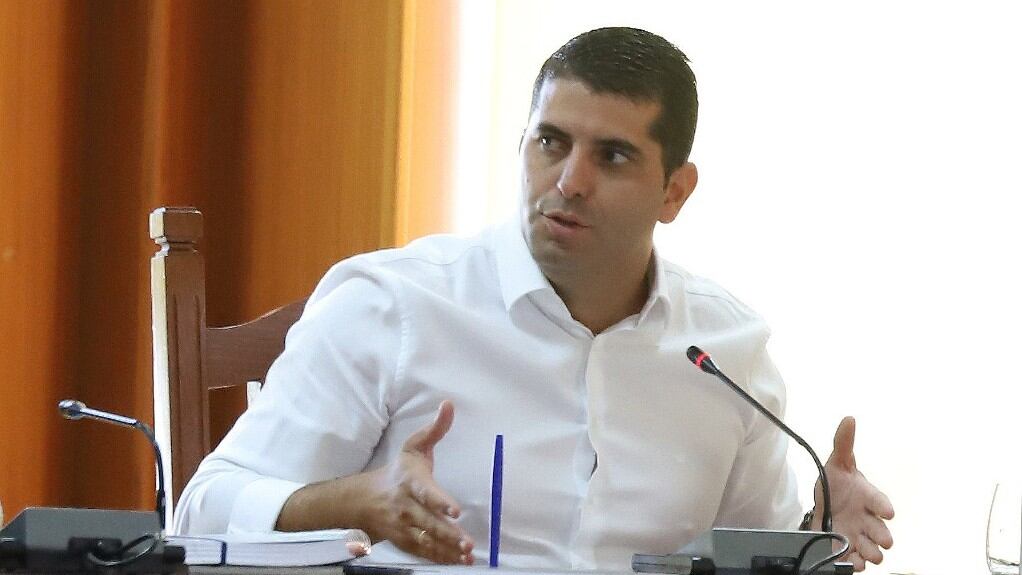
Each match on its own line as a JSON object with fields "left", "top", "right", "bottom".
{"left": 812, "top": 416, "right": 895, "bottom": 571}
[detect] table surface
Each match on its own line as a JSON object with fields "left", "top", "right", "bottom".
{"left": 187, "top": 564, "right": 632, "bottom": 575}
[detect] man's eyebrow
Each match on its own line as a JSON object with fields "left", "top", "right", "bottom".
{"left": 533, "top": 122, "right": 570, "bottom": 140}
{"left": 596, "top": 137, "right": 642, "bottom": 157}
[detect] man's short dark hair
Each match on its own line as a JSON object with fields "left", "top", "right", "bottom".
{"left": 530, "top": 27, "right": 698, "bottom": 178}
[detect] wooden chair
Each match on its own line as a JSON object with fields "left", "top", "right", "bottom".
{"left": 149, "top": 206, "right": 307, "bottom": 523}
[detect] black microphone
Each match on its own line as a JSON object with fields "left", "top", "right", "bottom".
{"left": 686, "top": 346, "right": 834, "bottom": 533}
{"left": 58, "top": 400, "right": 166, "bottom": 532}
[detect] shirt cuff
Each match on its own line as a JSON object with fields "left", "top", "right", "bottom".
{"left": 226, "top": 476, "right": 305, "bottom": 533}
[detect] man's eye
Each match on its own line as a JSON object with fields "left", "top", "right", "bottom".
{"left": 602, "top": 149, "right": 631, "bottom": 165}
{"left": 538, "top": 135, "right": 567, "bottom": 154}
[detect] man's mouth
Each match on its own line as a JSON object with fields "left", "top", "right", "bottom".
{"left": 542, "top": 210, "right": 588, "bottom": 229}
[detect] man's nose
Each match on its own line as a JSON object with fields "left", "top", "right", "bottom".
{"left": 556, "top": 151, "right": 594, "bottom": 198}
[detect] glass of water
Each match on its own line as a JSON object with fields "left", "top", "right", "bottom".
{"left": 987, "top": 482, "right": 1022, "bottom": 575}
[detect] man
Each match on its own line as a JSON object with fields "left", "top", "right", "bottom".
{"left": 175, "top": 27, "right": 894, "bottom": 570}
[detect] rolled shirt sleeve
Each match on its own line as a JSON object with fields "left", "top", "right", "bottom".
{"left": 173, "top": 262, "right": 403, "bottom": 535}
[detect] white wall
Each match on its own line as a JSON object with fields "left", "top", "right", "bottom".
{"left": 453, "top": 2, "right": 1022, "bottom": 574}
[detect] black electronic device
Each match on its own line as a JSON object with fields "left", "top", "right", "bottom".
{"left": 0, "top": 507, "right": 182, "bottom": 573}
{"left": 633, "top": 529, "right": 852, "bottom": 575}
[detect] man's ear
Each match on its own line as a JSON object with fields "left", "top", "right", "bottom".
{"left": 659, "top": 162, "right": 698, "bottom": 224}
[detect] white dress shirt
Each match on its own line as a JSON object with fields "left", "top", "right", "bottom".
{"left": 174, "top": 219, "right": 802, "bottom": 569}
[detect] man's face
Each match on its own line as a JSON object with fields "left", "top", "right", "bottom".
{"left": 520, "top": 78, "right": 695, "bottom": 284}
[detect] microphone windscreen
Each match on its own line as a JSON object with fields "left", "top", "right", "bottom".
{"left": 686, "top": 346, "right": 718, "bottom": 374}
{"left": 58, "top": 399, "right": 85, "bottom": 420}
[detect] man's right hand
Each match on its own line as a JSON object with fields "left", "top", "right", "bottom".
{"left": 276, "top": 400, "right": 474, "bottom": 564}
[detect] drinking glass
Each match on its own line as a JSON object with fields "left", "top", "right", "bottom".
{"left": 987, "top": 482, "right": 1022, "bottom": 575}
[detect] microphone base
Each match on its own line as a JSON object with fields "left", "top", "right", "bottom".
{"left": 633, "top": 528, "right": 853, "bottom": 575}
{"left": 0, "top": 507, "right": 183, "bottom": 573}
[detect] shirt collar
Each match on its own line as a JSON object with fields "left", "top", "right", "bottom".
{"left": 493, "top": 218, "right": 675, "bottom": 329}
{"left": 636, "top": 246, "right": 673, "bottom": 330}
{"left": 494, "top": 218, "right": 555, "bottom": 312}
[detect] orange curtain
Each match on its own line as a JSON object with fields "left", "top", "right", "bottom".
{"left": 0, "top": 0, "right": 457, "bottom": 520}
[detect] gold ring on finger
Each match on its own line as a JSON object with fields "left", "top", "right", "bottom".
{"left": 416, "top": 528, "right": 428, "bottom": 545}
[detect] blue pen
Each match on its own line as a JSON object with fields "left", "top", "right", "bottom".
{"left": 489, "top": 434, "right": 503, "bottom": 568}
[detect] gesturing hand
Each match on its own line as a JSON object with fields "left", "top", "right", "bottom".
{"left": 276, "top": 400, "right": 474, "bottom": 564}
{"left": 813, "top": 417, "right": 895, "bottom": 571}
{"left": 362, "top": 400, "right": 474, "bottom": 564}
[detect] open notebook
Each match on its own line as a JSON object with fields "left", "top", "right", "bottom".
{"left": 166, "top": 529, "right": 371, "bottom": 566}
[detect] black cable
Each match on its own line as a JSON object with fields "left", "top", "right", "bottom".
{"left": 136, "top": 421, "right": 167, "bottom": 530}
{"left": 793, "top": 532, "right": 849, "bottom": 575}
{"left": 83, "top": 533, "right": 159, "bottom": 568}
